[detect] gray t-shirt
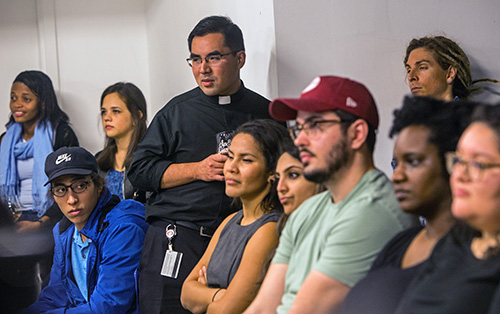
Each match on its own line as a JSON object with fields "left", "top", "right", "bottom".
{"left": 17, "top": 157, "right": 34, "bottom": 212}
{"left": 207, "top": 209, "right": 281, "bottom": 288}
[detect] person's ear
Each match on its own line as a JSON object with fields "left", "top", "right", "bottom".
{"left": 348, "top": 119, "right": 369, "bottom": 150}
{"left": 447, "top": 66, "right": 457, "bottom": 84}
{"left": 267, "top": 173, "right": 276, "bottom": 185}
{"left": 96, "top": 179, "right": 104, "bottom": 194}
{"left": 237, "top": 51, "right": 246, "bottom": 69}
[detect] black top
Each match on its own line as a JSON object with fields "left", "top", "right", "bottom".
{"left": 342, "top": 226, "right": 423, "bottom": 314}
{"left": 395, "top": 223, "right": 500, "bottom": 314}
{"left": 128, "top": 83, "right": 271, "bottom": 228}
{"left": 52, "top": 122, "right": 79, "bottom": 151}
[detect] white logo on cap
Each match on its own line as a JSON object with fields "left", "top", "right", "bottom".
{"left": 301, "top": 76, "right": 321, "bottom": 95}
{"left": 56, "top": 153, "right": 71, "bottom": 165}
{"left": 346, "top": 97, "right": 358, "bottom": 108}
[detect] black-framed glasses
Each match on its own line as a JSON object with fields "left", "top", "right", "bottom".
{"left": 445, "top": 152, "right": 500, "bottom": 181}
{"left": 50, "top": 177, "right": 96, "bottom": 197}
{"left": 186, "top": 51, "right": 239, "bottom": 67}
{"left": 288, "top": 119, "right": 343, "bottom": 140}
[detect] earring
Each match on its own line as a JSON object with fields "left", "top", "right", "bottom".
{"left": 447, "top": 78, "right": 453, "bottom": 84}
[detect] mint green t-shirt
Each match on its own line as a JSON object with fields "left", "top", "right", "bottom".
{"left": 272, "top": 169, "right": 415, "bottom": 314}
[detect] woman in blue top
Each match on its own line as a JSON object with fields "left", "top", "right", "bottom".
{"left": 96, "top": 82, "right": 147, "bottom": 201}
{"left": 0, "top": 70, "right": 78, "bottom": 232}
{"left": 181, "top": 119, "right": 291, "bottom": 314}
{"left": 0, "top": 70, "right": 78, "bottom": 308}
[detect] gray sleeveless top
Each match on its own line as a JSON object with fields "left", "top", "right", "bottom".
{"left": 206, "top": 209, "right": 281, "bottom": 288}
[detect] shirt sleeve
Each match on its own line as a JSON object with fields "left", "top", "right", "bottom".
{"left": 487, "top": 284, "right": 500, "bottom": 314}
{"left": 127, "top": 110, "right": 174, "bottom": 193}
{"left": 80, "top": 222, "right": 145, "bottom": 313}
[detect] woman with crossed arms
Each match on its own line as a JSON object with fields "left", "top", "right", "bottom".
{"left": 181, "top": 119, "right": 291, "bottom": 314}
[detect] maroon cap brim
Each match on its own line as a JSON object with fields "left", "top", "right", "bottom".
{"left": 269, "top": 97, "right": 341, "bottom": 121}
{"left": 269, "top": 98, "right": 298, "bottom": 121}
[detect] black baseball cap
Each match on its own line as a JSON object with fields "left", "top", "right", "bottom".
{"left": 44, "top": 147, "right": 98, "bottom": 186}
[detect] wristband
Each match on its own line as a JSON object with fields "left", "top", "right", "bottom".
{"left": 212, "top": 288, "right": 222, "bottom": 302}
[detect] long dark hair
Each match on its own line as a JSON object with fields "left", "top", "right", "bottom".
{"left": 470, "top": 103, "right": 500, "bottom": 146}
{"left": 97, "top": 82, "right": 147, "bottom": 172}
{"left": 275, "top": 145, "right": 300, "bottom": 236}
{"left": 9, "top": 70, "right": 69, "bottom": 128}
{"left": 230, "top": 119, "right": 292, "bottom": 213}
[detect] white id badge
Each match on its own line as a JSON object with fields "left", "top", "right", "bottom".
{"left": 161, "top": 224, "right": 183, "bottom": 278}
{"left": 161, "top": 250, "right": 183, "bottom": 278}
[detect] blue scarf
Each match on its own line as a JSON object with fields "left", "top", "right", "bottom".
{"left": 0, "top": 122, "right": 54, "bottom": 217}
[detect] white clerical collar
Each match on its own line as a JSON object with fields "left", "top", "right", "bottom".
{"left": 218, "top": 96, "right": 231, "bottom": 105}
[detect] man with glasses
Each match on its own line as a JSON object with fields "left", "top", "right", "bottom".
{"left": 245, "top": 76, "right": 414, "bottom": 314}
{"left": 127, "top": 15, "right": 272, "bottom": 313}
{"left": 21, "top": 147, "right": 148, "bottom": 313}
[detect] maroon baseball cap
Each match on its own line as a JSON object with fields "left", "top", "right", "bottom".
{"left": 269, "top": 76, "right": 379, "bottom": 129}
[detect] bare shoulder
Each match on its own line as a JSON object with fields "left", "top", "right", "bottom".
{"left": 245, "top": 221, "right": 279, "bottom": 253}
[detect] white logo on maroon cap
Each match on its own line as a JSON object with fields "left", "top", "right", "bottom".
{"left": 346, "top": 97, "right": 358, "bottom": 108}
{"left": 301, "top": 76, "right": 321, "bottom": 95}
{"left": 56, "top": 153, "right": 71, "bottom": 165}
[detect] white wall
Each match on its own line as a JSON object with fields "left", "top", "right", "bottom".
{"left": 2, "top": 0, "right": 499, "bottom": 173}
{"left": 144, "top": 0, "right": 278, "bottom": 114}
{"left": 0, "top": 0, "right": 151, "bottom": 154}
{"left": 54, "top": 0, "right": 150, "bottom": 153}
{"left": 0, "top": 0, "right": 40, "bottom": 129}
{"left": 0, "top": 0, "right": 277, "bottom": 154}
{"left": 273, "top": 0, "right": 500, "bottom": 175}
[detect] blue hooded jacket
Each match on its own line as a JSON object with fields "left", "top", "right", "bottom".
{"left": 22, "top": 188, "right": 148, "bottom": 313}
